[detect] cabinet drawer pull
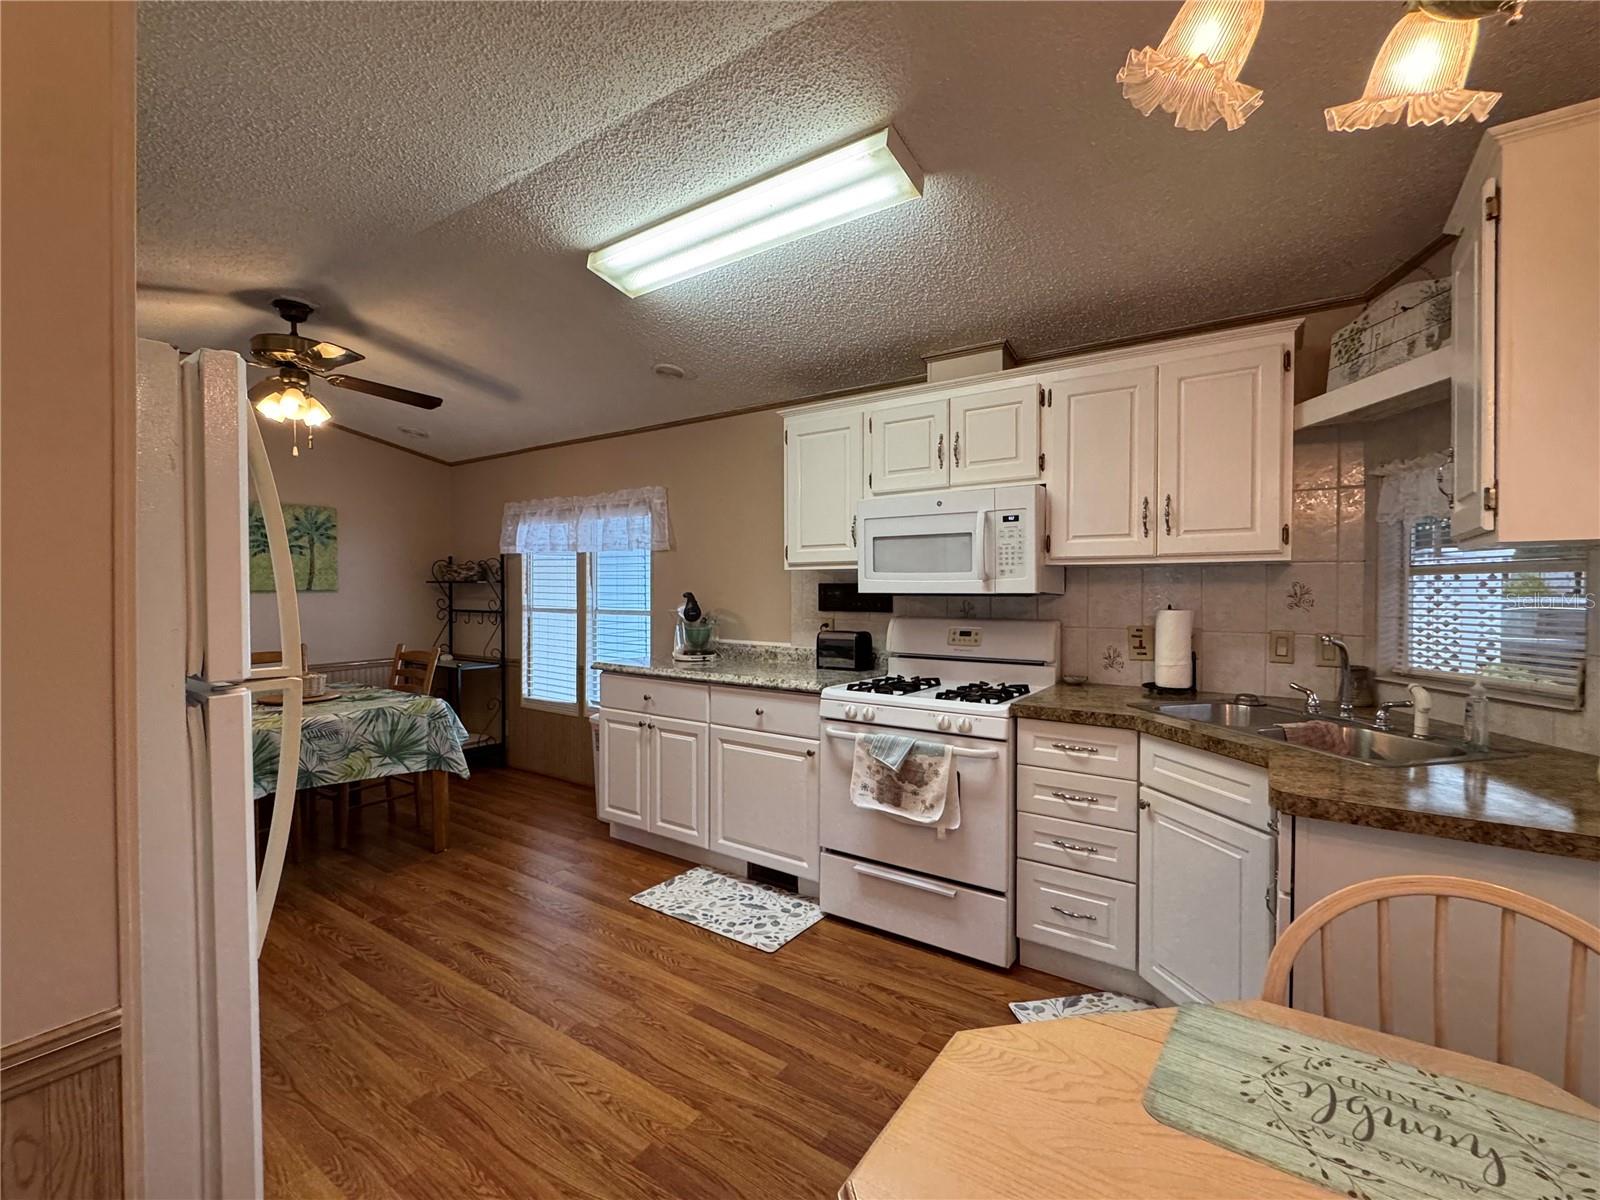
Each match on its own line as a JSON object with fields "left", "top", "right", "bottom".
{"left": 1050, "top": 839, "right": 1098, "bottom": 854}
{"left": 806, "top": 749, "right": 815, "bottom": 757}
{"left": 1051, "top": 742, "right": 1099, "bottom": 754}
{"left": 1050, "top": 905, "right": 1097, "bottom": 922}
{"left": 853, "top": 862, "right": 957, "bottom": 898}
{"left": 1050, "top": 791, "right": 1100, "bottom": 804}
{"left": 754, "top": 707, "right": 764, "bottom": 716}
{"left": 642, "top": 693, "right": 652, "bottom": 702}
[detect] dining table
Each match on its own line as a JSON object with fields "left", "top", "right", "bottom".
{"left": 251, "top": 683, "right": 471, "bottom": 852}
{"left": 842, "top": 998, "right": 1600, "bottom": 1199}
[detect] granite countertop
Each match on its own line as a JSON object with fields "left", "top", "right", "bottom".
{"left": 593, "top": 648, "right": 878, "bottom": 695}
{"left": 1013, "top": 684, "right": 1600, "bottom": 861}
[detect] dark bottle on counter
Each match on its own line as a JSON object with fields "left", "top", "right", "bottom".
{"left": 681, "top": 592, "right": 702, "bottom": 623}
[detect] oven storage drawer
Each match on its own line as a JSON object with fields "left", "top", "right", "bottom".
{"left": 1016, "top": 720, "right": 1137, "bottom": 778}
{"left": 598, "top": 674, "right": 709, "bottom": 722}
{"left": 820, "top": 852, "right": 1013, "bottom": 967}
{"left": 1016, "top": 765, "right": 1138, "bottom": 831}
{"left": 1016, "top": 860, "right": 1136, "bottom": 970}
{"left": 709, "top": 686, "right": 818, "bottom": 739}
{"left": 1016, "top": 812, "right": 1137, "bottom": 883}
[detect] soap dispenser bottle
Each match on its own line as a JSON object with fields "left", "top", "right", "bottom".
{"left": 1464, "top": 678, "right": 1492, "bottom": 750}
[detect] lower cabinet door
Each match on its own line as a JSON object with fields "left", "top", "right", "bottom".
{"left": 1138, "top": 786, "right": 1274, "bottom": 1003}
{"left": 596, "top": 709, "right": 648, "bottom": 829}
{"left": 709, "top": 725, "right": 819, "bottom": 880}
{"left": 648, "top": 715, "right": 709, "bottom": 847}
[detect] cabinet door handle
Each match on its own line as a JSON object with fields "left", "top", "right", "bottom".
{"left": 1141, "top": 496, "right": 1150, "bottom": 538}
{"left": 1163, "top": 494, "right": 1172, "bottom": 535}
{"left": 1050, "top": 905, "right": 1097, "bottom": 922}
{"left": 1051, "top": 838, "right": 1098, "bottom": 854}
{"left": 1050, "top": 791, "right": 1099, "bottom": 804}
{"left": 754, "top": 708, "right": 764, "bottom": 716}
{"left": 952, "top": 432, "right": 961, "bottom": 468}
{"left": 642, "top": 693, "right": 652, "bottom": 702}
{"left": 1138, "top": 798, "right": 1152, "bottom": 811}
{"left": 637, "top": 720, "right": 646, "bottom": 728}
{"left": 936, "top": 434, "right": 944, "bottom": 468}
{"left": 806, "top": 749, "right": 815, "bottom": 757}
{"left": 1051, "top": 742, "right": 1099, "bottom": 754}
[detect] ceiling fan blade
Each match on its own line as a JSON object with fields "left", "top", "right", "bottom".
{"left": 323, "top": 374, "right": 443, "bottom": 410}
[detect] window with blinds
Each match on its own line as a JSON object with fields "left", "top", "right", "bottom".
{"left": 1380, "top": 516, "right": 1590, "bottom": 704}
{"left": 523, "top": 553, "right": 581, "bottom": 709}
{"left": 587, "top": 550, "right": 651, "bottom": 705}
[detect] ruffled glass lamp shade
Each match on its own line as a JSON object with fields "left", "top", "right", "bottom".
{"left": 1326, "top": 11, "right": 1500, "bottom": 132}
{"left": 1117, "top": 0, "right": 1265, "bottom": 132}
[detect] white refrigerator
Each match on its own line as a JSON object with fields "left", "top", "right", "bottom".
{"left": 133, "top": 338, "right": 304, "bottom": 1199}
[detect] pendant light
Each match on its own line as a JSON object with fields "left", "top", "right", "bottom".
{"left": 250, "top": 367, "right": 332, "bottom": 456}
{"left": 1117, "top": 0, "right": 1266, "bottom": 132}
{"left": 1325, "top": 9, "right": 1502, "bottom": 132}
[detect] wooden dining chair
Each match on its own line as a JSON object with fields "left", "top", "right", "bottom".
{"left": 345, "top": 644, "right": 444, "bottom": 839}
{"left": 1262, "top": 874, "right": 1600, "bottom": 1096}
{"left": 389, "top": 643, "right": 441, "bottom": 694}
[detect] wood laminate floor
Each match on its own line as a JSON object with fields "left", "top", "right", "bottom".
{"left": 260, "top": 768, "right": 1080, "bottom": 1198}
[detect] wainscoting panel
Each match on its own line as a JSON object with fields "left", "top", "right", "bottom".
{"left": 1, "top": 1011, "right": 122, "bottom": 1199}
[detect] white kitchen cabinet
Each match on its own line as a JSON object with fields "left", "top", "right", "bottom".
{"left": 596, "top": 709, "right": 648, "bottom": 829}
{"left": 783, "top": 407, "right": 863, "bottom": 568}
{"left": 1138, "top": 786, "right": 1274, "bottom": 1004}
{"left": 709, "top": 725, "right": 819, "bottom": 879}
{"left": 948, "top": 382, "right": 1041, "bottom": 487}
{"left": 1444, "top": 100, "right": 1599, "bottom": 545}
{"left": 1155, "top": 343, "right": 1288, "bottom": 558}
{"left": 648, "top": 714, "right": 708, "bottom": 847}
{"left": 1041, "top": 364, "right": 1157, "bottom": 560}
{"left": 867, "top": 396, "right": 949, "bottom": 495}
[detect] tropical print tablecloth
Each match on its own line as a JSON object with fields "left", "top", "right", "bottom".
{"left": 251, "top": 685, "right": 470, "bottom": 799}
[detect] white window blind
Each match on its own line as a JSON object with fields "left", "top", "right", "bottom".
{"left": 1381, "top": 516, "right": 1590, "bottom": 703}
{"left": 587, "top": 550, "right": 651, "bottom": 706}
{"left": 523, "top": 553, "right": 581, "bottom": 710}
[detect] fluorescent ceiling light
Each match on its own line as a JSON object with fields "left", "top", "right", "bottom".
{"left": 587, "top": 127, "right": 924, "bottom": 298}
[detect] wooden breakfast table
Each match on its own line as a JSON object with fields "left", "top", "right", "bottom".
{"left": 842, "top": 999, "right": 1600, "bottom": 1199}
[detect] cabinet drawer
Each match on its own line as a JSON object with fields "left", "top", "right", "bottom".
{"left": 1016, "top": 720, "right": 1137, "bottom": 778}
{"left": 598, "top": 674, "right": 708, "bottom": 722}
{"left": 709, "top": 686, "right": 818, "bottom": 739}
{"left": 1016, "top": 860, "right": 1136, "bottom": 970}
{"left": 1016, "top": 812, "right": 1137, "bottom": 884}
{"left": 1139, "top": 735, "right": 1270, "bottom": 832}
{"left": 1016, "top": 765, "right": 1138, "bottom": 831}
{"left": 820, "top": 852, "right": 1013, "bottom": 968}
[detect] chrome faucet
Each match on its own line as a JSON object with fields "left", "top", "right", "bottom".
{"left": 1288, "top": 682, "right": 1321, "bottom": 714}
{"left": 1321, "top": 635, "right": 1355, "bottom": 718}
{"left": 1372, "top": 700, "right": 1414, "bottom": 731}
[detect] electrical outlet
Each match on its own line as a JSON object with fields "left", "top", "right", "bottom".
{"left": 1316, "top": 637, "right": 1343, "bottom": 667}
{"left": 1127, "top": 624, "right": 1154, "bottom": 661}
{"left": 1268, "top": 631, "right": 1295, "bottom": 664}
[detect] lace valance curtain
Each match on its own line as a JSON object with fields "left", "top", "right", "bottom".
{"left": 1373, "top": 452, "right": 1450, "bottom": 526}
{"left": 499, "top": 486, "right": 672, "bottom": 555}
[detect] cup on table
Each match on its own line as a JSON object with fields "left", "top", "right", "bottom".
{"left": 302, "top": 672, "right": 328, "bottom": 696}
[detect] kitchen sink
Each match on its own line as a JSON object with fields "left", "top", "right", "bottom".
{"left": 1132, "top": 698, "right": 1513, "bottom": 767}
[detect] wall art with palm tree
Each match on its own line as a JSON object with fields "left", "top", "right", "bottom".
{"left": 248, "top": 503, "right": 339, "bottom": 592}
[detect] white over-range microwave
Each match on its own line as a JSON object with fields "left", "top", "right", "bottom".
{"left": 856, "top": 484, "right": 1064, "bottom": 595}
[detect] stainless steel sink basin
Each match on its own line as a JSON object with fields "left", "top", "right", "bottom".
{"left": 1132, "top": 698, "right": 1512, "bottom": 767}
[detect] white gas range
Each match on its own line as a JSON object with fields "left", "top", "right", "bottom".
{"left": 817, "top": 617, "right": 1060, "bottom": 967}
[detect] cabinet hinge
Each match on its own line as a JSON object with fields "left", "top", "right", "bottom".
{"left": 1043, "top": 533, "right": 1051, "bottom": 553}
{"left": 868, "top": 472, "right": 873, "bottom": 489}
{"left": 1041, "top": 388, "right": 1050, "bottom": 408}
{"left": 1484, "top": 484, "right": 1499, "bottom": 512}
{"left": 1038, "top": 452, "right": 1046, "bottom": 471}
{"left": 1281, "top": 523, "right": 1290, "bottom": 546}
{"left": 783, "top": 429, "right": 788, "bottom": 445}
{"left": 867, "top": 416, "right": 873, "bottom": 434}
{"left": 784, "top": 543, "right": 788, "bottom": 559}
{"left": 1484, "top": 192, "right": 1501, "bottom": 221}
{"left": 1282, "top": 349, "right": 1292, "bottom": 372}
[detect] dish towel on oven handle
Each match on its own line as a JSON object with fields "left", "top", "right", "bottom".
{"left": 848, "top": 737, "right": 960, "bottom": 837}
{"left": 862, "top": 732, "right": 916, "bottom": 771}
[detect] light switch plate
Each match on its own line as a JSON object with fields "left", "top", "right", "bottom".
{"left": 1316, "top": 637, "right": 1342, "bottom": 667}
{"left": 1268, "top": 630, "right": 1295, "bottom": 664}
{"left": 1127, "top": 625, "right": 1153, "bottom": 661}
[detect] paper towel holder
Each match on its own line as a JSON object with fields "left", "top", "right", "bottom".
{"left": 1141, "top": 651, "right": 1198, "bottom": 698}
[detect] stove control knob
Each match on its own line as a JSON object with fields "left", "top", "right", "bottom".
{"left": 844, "top": 704, "right": 858, "bottom": 720}
{"left": 936, "top": 714, "right": 952, "bottom": 731}
{"left": 957, "top": 717, "right": 973, "bottom": 734}
{"left": 863, "top": 707, "right": 877, "bottom": 722}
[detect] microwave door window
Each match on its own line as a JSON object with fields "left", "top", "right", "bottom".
{"left": 872, "top": 530, "right": 974, "bottom": 576}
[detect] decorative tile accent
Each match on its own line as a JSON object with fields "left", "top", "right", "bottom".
{"left": 631, "top": 867, "right": 823, "bottom": 953}
{"left": 951, "top": 596, "right": 990, "bottom": 620}
{"left": 1087, "top": 629, "right": 1131, "bottom": 684}
{"left": 1292, "top": 428, "right": 1339, "bottom": 491}
{"left": 1285, "top": 580, "right": 1316, "bottom": 612}
{"left": 1292, "top": 488, "right": 1339, "bottom": 562}
{"left": 1268, "top": 564, "right": 1338, "bottom": 635}
{"left": 1010, "top": 992, "right": 1155, "bottom": 1023}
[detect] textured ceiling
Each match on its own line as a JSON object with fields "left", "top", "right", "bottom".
{"left": 137, "top": 1, "right": 1600, "bottom": 461}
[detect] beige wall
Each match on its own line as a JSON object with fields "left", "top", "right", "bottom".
{"left": 1, "top": 1, "right": 133, "bottom": 1046}
{"left": 250, "top": 426, "right": 453, "bottom": 664}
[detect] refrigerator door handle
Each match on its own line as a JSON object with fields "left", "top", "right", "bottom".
{"left": 246, "top": 407, "right": 303, "bottom": 681}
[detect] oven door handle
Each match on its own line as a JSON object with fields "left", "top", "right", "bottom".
{"left": 852, "top": 862, "right": 959, "bottom": 898}
{"left": 823, "top": 727, "right": 1000, "bottom": 760}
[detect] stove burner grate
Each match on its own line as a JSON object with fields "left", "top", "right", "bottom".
{"left": 845, "top": 674, "right": 941, "bottom": 696}
{"left": 932, "top": 681, "right": 1032, "bottom": 704}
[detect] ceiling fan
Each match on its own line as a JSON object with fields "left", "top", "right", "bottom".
{"left": 245, "top": 298, "right": 442, "bottom": 448}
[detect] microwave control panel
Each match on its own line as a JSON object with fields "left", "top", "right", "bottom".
{"left": 995, "top": 511, "right": 1026, "bottom": 579}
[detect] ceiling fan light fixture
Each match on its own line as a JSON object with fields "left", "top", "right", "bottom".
{"left": 587, "top": 127, "right": 923, "bottom": 298}
{"left": 1325, "top": 10, "right": 1501, "bottom": 131}
{"left": 1117, "top": 0, "right": 1265, "bottom": 132}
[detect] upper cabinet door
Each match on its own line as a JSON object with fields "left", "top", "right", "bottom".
{"left": 784, "top": 409, "right": 862, "bottom": 567}
{"left": 1042, "top": 365, "right": 1157, "bottom": 561}
{"left": 1450, "top": 175, "right": 1498, "bottom": 540}
{"left": 949, "top": 383, "right": 1041, "bottom": 487}
{"left": 1156, "top": 344, "right": 1288, "bottom": 557}
{"left": 867, "top": 397, "right": 950, "bottom": 495}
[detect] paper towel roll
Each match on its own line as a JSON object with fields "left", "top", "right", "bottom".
{"left": 1154, "top": 609, "right": 1194, "bottom": 689}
